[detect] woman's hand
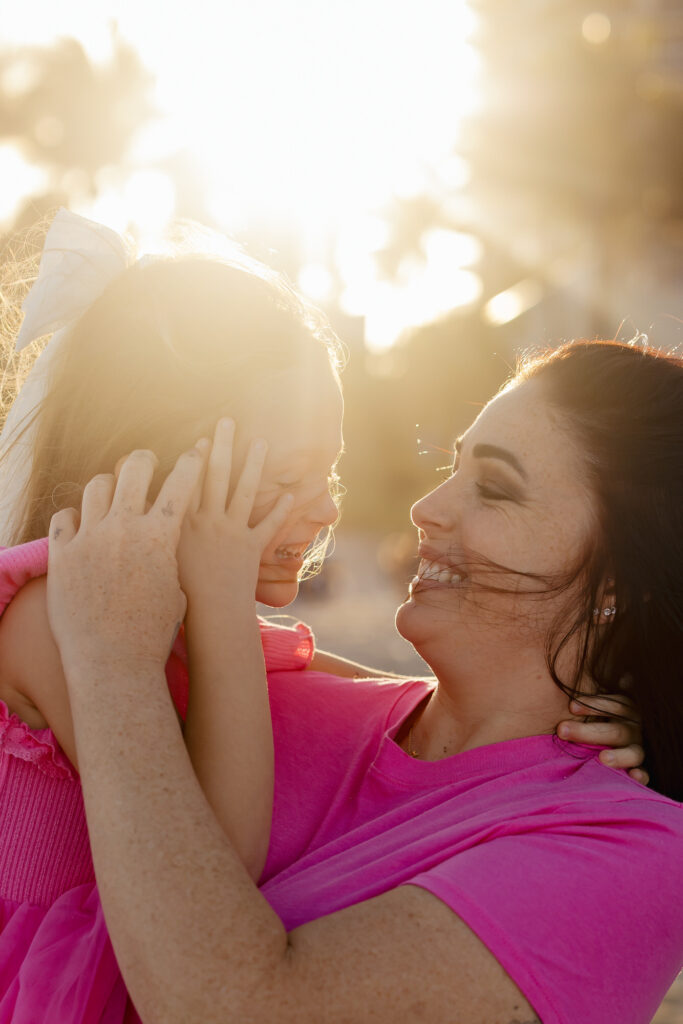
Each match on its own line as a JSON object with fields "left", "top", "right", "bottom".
{"left": 177, "top": 419, "right": 293, "bottom": 611}
{"left": 556, "top": 695, "right": 648, "bottom": 785}
{"left": 46, "top": 447, "right": 203, "bottom": 675}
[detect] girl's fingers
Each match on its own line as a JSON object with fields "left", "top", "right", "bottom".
{"left": 151, "top": 447, "right": 204, "bottom": 536}
{"left": 558, "top": 717, "right": 636, "bottom": 747}
{"left": 228, "top": 438, "right": 268, "bottom": 523}
{"left": 111, "top": 450, "right": 158, "bottom": 515}
{"left": 627, "top": 767, "right": 649, "bottom": 786}
{"left": 599, "top": 744, "right": 646, "bottom": 770}
{"left": 201, "top": 419, "right": 235, "bottom": 513}
{"left": 80, "top": 474, "right": 115, "bottom": 527}
{"left": 569, "top": 695, "right": 638, "bottom": 722}
{"left": 253, "top": 492, "right": 295, "bottom": 545}
{"left": 48, "top": 507, "right": 79, "bottom": 547}
{"left": 189, "top": 438, "right": 211, "bottom": 514}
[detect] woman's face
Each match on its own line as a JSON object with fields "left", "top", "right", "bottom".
{"left": 395, "top": 379, "right": 597, "bottom": 665}
{"left": 234, "top": 361, "right": 344, "bottom": 607}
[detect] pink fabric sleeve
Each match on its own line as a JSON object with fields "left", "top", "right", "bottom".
{"left": 0, "top": 538, "right": 49, "bottom": 607}
{"left": 258, "top": 618, "right": 315, "bottom": 671}
{"left": 409, "top": 813, "right": 683, "bottom": 1024}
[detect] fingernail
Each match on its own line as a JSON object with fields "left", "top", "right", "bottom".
{"left": 253, "top": 438, "right": 267, "bottom": 452}
{"left": 602, "top": 752, "right": 615, "bottom": 765}
{"left": 558, "top": 724, "right": 570, "bottom": 738}
{"left": 219, "top": 418, "right": 234, "bottom": 430}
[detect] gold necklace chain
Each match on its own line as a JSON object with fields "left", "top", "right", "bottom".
{"left": 407, "top": 724, "right": 420, "bottom": 758}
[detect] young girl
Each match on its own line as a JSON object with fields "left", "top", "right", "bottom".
{"left": 0, "top": 210, "right": 644, "bottom": 1023}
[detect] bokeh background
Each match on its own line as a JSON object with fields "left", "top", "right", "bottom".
{"left": 1, "top": 2, "right": 681, "bottom": 1016}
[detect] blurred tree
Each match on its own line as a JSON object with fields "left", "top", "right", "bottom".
{"left": 0, "top": 33, "right": 155, "bottom": 195}
{"left": 463, "top": 0, "right": 683, "bottom": 328}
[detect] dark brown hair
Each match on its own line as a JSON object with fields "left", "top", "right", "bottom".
{"left": 518, "top": 340, "right": 683, "bottom": 801}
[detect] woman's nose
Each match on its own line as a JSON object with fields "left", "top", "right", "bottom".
{"left": 411, "top": 480, "right": 453, "bottom": 533}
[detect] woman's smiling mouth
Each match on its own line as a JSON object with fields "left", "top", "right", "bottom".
{"left": 409, "top": 558, "right": 467, "bottom": 594}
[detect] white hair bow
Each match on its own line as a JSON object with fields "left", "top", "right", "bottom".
{"left": 0, "top": 208, "right": 136, "bottom": 543}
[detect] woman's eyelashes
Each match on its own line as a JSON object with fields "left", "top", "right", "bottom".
{"left": 444, "top": 459, "right": 516, "bottom": 503}
{"left": 476, "top": 481, "right": 513, "bottom": 502}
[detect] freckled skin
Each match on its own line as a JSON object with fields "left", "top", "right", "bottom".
{"left": 395, "top": 378, "right": 599, "bottom": 756}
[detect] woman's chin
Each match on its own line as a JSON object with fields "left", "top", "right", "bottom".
{"left": 395, "top": 596, "right": 421, "bottom": 644}
{"left": 256, "top": 578, "right": 300, "bottom": 608}
{"left": 394, "top": 594, "right": 440, "bottom": 655}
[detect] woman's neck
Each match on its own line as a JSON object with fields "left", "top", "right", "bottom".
{"left": 404, "top": 647, "right": 569, "bottom": 761}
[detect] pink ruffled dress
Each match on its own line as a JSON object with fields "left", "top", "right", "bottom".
{"left": 0, "top": 538, "right": 314, "bottom": 1023}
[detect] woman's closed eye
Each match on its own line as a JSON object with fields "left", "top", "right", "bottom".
{"left": 476, "top": 481, "right": 514, "bottom": 502}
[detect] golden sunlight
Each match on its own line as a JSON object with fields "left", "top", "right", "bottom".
{"left": 3, "top": 0, "right": 480, "bottom": 348}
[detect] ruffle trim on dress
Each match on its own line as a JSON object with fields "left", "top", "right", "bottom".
{"left": 0, "top": 700, "right": 76, "bottom": 781}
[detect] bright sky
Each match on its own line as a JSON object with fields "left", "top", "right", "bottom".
{"left": 2, "top": 0, "right": 482, "bottom": 349}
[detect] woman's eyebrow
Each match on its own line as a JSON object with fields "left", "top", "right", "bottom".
{"left": 454, "top": 436, "right": 527, "bottom": 481}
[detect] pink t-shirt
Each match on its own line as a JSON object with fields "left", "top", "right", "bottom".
{"left": 261, "top": 670, "right": 683, "bottom": 1024}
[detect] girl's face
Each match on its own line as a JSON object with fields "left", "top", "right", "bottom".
{"left": 234, "top": 362, "right": 344, "bottom": 607}
{"left": 395, "top": 379, "right": 597, "bottom": 667}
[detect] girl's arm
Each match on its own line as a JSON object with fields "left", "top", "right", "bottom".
{"left": 0, "top": 575, "right": 78, "bottom": 768}
{"left": 308, "top": 648, "right": 407, "bottom": 679}
{"left": 179, "top": 421, "right": 293, "bottom": 881}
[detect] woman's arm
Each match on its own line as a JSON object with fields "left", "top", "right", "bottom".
{"left": 60, "top": 654, "right": 539, "bottom": 1024}
{"left": 47, "top": 449, "right": 541, "bottom": 1024}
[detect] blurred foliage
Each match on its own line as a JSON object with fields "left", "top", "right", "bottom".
{"left": 0, "top": 4, "right": 681, "bottom": 535}
{"left": 338, "top": 0, "right": 683, "bottom": 529}
{"left": 0, "top": 34, "right": 154, "bottom": 228}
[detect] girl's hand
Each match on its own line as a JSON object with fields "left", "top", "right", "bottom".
{"left": 556, "top": 695, "right": 648, "bottom": 785}
{"left": 177, "top": 419, "right": 293, "bottom": 609}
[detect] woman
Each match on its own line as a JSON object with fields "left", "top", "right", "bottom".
{"left": 46, "top": 339, "right": 683, "bottom": 1024}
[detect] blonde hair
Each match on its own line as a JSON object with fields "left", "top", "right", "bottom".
{"left": 1, "top": 238, "right": 344, "bottom": 548}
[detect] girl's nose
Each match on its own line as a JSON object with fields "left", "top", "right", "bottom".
{"left": 308, "top": 487, "right": 339, "bottom": 529}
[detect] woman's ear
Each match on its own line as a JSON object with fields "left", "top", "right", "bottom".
{"left": 593, "top": 575, "right": 617, "bottom": 623}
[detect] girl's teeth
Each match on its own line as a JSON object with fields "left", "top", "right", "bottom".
{"left": 276, "top": 546, "right": 304, "bottom": 558}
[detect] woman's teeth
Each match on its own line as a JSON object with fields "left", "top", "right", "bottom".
{"left": 416, "top": 559, "right": 464, "bottom": 586}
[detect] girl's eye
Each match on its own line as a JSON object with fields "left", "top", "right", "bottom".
{"left": 277, "top": 478, "right": 304, "bottom": 490}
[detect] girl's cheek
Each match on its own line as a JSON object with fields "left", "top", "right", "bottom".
{"left": 248, "top": 494, "right": 278, "bottom": 528}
